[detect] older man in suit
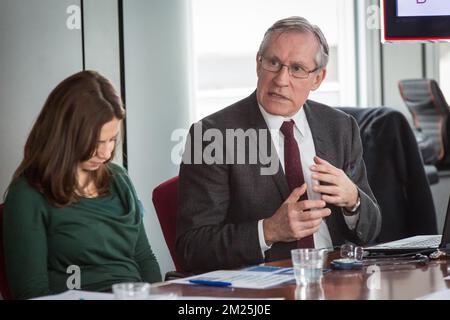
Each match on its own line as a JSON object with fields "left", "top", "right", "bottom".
{"left": 176, "top": 16, "right": 381, "bottom": 272}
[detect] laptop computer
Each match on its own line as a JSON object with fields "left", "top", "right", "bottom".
{"left": 365, "top": 196, "right": 450, "bottom": 254}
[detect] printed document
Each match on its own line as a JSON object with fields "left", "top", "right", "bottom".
{"left": 170, "top": 266, "right": 295, "bottom": 289}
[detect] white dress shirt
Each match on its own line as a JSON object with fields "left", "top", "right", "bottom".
{"left": 256, "top": 104, "right": 359, "bottom": 256}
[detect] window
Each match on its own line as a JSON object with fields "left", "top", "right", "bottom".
{"left": 191, "top": 0, "right": 356, "bottom": 120}
{"left": 439, "top": 44, "right": 450, "bottom": 100}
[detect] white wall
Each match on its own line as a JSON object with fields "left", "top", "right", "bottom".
{"left": 381, "top": 43, "right": 423, "bottom": 119}
{"left": 0, "top": 0, "right": 187, "bottom": 283}
{"left": 356, "top": 0, "right": 433, "bottom": 125}
{"left": 83, "top": 0, "right": 123, "bottom": 165}
{"left": 122, "top": 0, "right": 193, "bottom": 277}
{"left": 0, "top": 0, "right": 83, "bottom": 196}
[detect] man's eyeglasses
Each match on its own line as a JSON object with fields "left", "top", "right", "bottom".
{"left": 259, "top": 56, "right": 319, "bottom": 79}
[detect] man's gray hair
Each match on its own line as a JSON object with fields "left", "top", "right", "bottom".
{"left": 258, "top": 16, "right": 329, "bottom": 71}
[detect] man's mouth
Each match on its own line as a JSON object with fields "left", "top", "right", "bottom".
{"left": 268, "top": 92, "right": 289, "bottom": 100}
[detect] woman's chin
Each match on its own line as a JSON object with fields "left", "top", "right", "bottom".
{"left": 83, "top": 162, "right": 103, "bottom": 171}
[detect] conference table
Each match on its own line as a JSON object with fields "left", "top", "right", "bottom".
{"left": 151, "top": 252, "right": 450, "bottom": 300}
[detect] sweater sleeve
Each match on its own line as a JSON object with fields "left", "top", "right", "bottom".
{"left": 134, "top": 221, "right": 162, "bottom": 283}
{"left": 3, "top": 179, "right": 51, "bottom": 299}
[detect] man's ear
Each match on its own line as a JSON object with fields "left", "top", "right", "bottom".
{"left": 256, "top": 53, "right": 262, "bottom": 77}
{"left": 311, "top": 68, "right": 327, "bottom": 91}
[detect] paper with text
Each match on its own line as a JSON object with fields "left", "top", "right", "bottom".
{"left": 170, "top": 266, "right": 295, "bottom": 289}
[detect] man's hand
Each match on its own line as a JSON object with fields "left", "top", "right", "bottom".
{"left": 310, "top": 156, "right": 358, "bottom": 211}
{"left": 263, "top": 184, "right": 331, "bottom": 245}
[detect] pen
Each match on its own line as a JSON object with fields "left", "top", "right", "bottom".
{"left": 188, "top": 279, "right": 232, "bottom": 287}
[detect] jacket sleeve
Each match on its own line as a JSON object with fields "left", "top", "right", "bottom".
{"left": 346, "top": 116, "right": 382, "bottom": 244}
{"left": 175, "top": 122, "right": 263, "bottom": 272}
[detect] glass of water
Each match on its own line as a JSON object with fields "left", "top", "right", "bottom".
{"left": 291, "top": 248, "right": 327, "bottom": 286}
{"left": 295, "top": 281, "right": 325, "bottom": 300}
{"left": 112, "top": 282, "right": 151, "bottom": 300}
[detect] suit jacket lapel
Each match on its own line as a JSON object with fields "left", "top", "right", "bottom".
{"left": 304, "top": 100, "right": 341, "bottom": 241}
{"left": 246, "top": 92, "right": 290, "bottom": 200}
{"left": 304, "top": 101, "right": 332, "bottom": 162}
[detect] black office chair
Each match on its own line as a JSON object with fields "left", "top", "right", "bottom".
{"left": 337, "top": 107, "right": 437, "bottom": 243}
{"left": 398, "top": 79, "right": 450, "bottom": 168}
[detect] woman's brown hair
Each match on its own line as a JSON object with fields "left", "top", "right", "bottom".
{"left": 11, "top": 70, "right": 125, "bottom": 207}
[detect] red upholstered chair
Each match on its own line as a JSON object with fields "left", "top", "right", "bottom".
{"left": 0, "top": 203, "right": 12, "bottom": 299}
{"left": 152, "top": 177, "right": 184, "bottom": 277}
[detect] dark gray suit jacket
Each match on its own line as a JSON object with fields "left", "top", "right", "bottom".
{"left": 176, "top": 92, "right": 381, "bottom": 272}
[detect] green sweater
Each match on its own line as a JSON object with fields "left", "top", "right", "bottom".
{"left": 3, "top": 163, "right": 161, "bottom": 299}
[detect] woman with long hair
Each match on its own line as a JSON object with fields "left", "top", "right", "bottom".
{"left": 3, "top": 70, "right": 161, "bottom": 299}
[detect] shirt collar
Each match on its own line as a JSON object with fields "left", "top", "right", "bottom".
{"left": 258, "top": 103, "right": 307, "bottom": 137}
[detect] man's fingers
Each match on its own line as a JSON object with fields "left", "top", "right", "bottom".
{"left": 311, "top": 172, "right": 338, "bottom": 185}
{"left": 311, "top": 156, "right": 340, "bottom": 176}
{"left": 321, "top": 194, "right": 345, "bottom": 205}
{"left": 294, "top": 199, "right": 327, "bottom": 211}
{"left": 297, "top": 208, "right": 331, "bottom": 221}
{"left": 297, "top": 225, "right": 321, "bottom": 239}
{"left": 310, "top": 164, "right": 336, "bottom": 176}
{"left": 313, "top": 156, "right": 329, "bottom": 165}
{"left": 284, "top": 184, "right": 307, "bottom": 204}
{"left": 313, "top": 184, "right": 340, "bottom": 196}
{"left": 300, "top": 218, "right": 323, "bottom": 230}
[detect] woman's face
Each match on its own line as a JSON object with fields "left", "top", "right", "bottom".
{"left": 78, "top": 117, "right": 121, "bottom": 172}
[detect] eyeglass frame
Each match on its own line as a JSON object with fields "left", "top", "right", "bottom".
{"left": 258, "top": 55, "right": 321, "bottom": 79}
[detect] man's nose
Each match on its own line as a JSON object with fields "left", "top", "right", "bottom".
{"left": 273, "top": 65, "right": 290, "bottom": 86}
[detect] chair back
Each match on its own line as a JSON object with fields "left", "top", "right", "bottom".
{"left": 399, "top": 79, "right": 450, "bottom": 166}
{"left": 0, "top": 204, "right": 12, "bottom": 299}
{"left": 337, "top": 107, "right": 437, "bottom": 242}
{"left": 151, "top": 177, "right": 182, "bottom": 272}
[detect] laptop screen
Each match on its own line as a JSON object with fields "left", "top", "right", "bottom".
{"left": 439, "top": 197, "right": 450, "bottom": 250}
{"left": 365, "top": 195, "right": 450, "bottom": 253}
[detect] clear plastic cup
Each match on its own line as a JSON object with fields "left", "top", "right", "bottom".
{"left": 112, "top": 282, "right": 151, "bottom": 300}
{"left": 291, "top": 248, "right": 327, "bottom": 286}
